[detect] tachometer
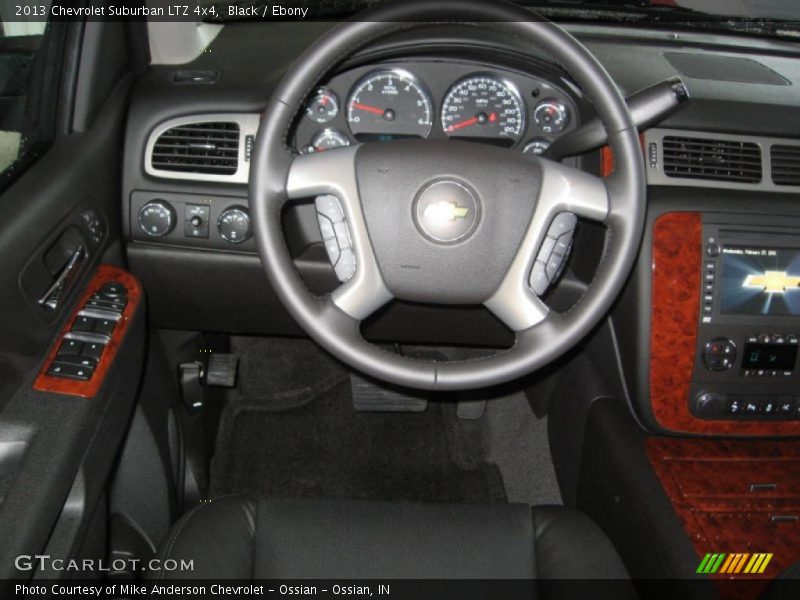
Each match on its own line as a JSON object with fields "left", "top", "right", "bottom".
{"left": 441, "top": 75, "right": 525, "bottom": 144}
{"left": 346, "top": 69, "right": 433, "bottom": 140}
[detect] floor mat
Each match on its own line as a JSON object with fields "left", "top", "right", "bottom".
{"left": 210, "top": 379, "right": 507, "bottom": 504}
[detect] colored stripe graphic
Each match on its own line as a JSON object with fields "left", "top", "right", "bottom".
{"left": 701, "top": 553, "right": 774, "bottom": 575}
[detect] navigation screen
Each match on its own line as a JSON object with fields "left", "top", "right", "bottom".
{"left": 720, "top": 246, "right": 800, "bottom": 317}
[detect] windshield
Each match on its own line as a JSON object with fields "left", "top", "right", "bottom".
{"left": 204, "top": 0, "right": 800, "bottom": 38}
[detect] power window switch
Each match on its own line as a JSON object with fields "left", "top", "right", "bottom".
{"left": 81, "top": 342, "right": 106, "bottom": 361}
{"left": 93, "top": 318, "right": 116, "bottom": 336}
{"left": 58, "top": 355, "right": 98, "bottom": 370}
{"left": 57, "top": 339, "right": 83, "bottom": 357}
{"left": 72, "top": 315, "right": 96, "bottom": 332}
{"left": 47, "top": 362, "right": 93, "bottom": 380}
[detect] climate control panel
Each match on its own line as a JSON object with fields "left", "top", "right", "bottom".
{"left": 130, "top": 191, "right": 253, "bottom": 251}
{"left": 691, "top": 331, "right": 800, "bottom": 421}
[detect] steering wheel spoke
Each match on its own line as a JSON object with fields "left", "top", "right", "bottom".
{"left": 484, "top": 159, "right": 609, "bottom": 332}
{"left": 286, "top": 148, "right": 394, "bottom": 321}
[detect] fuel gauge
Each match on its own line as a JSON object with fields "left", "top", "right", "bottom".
{"left": 523, "top": 138, "right": 551, "bottom": 155}
{"left": 306, "top": 129, "right": 351, "bottom": 153}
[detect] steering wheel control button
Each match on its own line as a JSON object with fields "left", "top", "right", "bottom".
{"left": 413, "top": 180, "right": 480, "bottom": 244}
{"left": 529, "top": 262, "right": 550, "bottom": 296}
{"left": 530, "top": 212, "right": 577, "bottom": 295}
{"left": 315, "top": 195, "right": 345, "bottom": 223}
{"left": 335, "top": 248, "right": 357, "bottom": 282}
{"left": 548, "top": 212, "right": 577, "bottom": 238}
{"left": 138, "top": 200, "right": 176, "bottom": 237}
{"left": 315, "top": 195, "right": 357, "bottom": 283}
{"left": 333, "top": 221, "right": 352, "bottom": 249}
{"left": 324, "top": 238, "right": 341, "bottom": 265}
{"left": 317, "top": 215, "right": 335, "bottom": 240}
{"left": 702, "top": 337, "right": 736, "bottom": 371}
{"left": 218, "top": 207, "right": 251, "bottom": 244}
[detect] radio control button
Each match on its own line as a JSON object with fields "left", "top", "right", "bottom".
{"left": 744, "top": 398, "right": 762, "bottom": 415}
{"left": 762, "top": 399, "right": 778, "bottom": 415}
{"left": 726, "top": 398, "right": 743, "bottom": 415}
{"left": 778, "top": 398, "right": 796, "bottom": 415}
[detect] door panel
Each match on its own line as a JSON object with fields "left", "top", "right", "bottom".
{"left": 0, "top": 17, "right": 145, "bottom": 588}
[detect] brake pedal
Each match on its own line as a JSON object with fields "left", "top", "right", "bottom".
{"left": 351, "top": 374, "right": 428, "bottom": 412}
{"left": 206, "top": 353, "right": 239, "bottom": 388}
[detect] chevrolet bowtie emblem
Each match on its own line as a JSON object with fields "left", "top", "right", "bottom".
{"left": 743, "top": 271, "right": 800, "bottom": 294}
{"left": 423, "top": 200, "right": 470, "bottom": 221}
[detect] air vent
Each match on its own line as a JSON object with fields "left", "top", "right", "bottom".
{"left": 771, "top": 145, "right": 800, "bottom": 187}
{"left": 662, "top": 136, "right": 762, "bottom": 184}
{"left": 151, "top": 122, "right": 240, "bottom": 176}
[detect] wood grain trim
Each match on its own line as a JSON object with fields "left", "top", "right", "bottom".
{"left": 647, "top": 438, "right": 800, "bottom": 598}
{"left": 649, "top": 213, "right": 800, "bottom": 435}
{"left": 650, "top": 212, "right": 703, "bottom": 430}
{"left": 33, "top": 265, "right": 142, "bottom": 398}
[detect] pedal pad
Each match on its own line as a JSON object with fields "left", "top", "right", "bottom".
{"left": 351, "top": 374, "right": 428, "bottom": 412}
{"left": 456, "top": 398, "right": 487, "bottom": 420}
{"left": 205, "top": 353, "right": 239, "bottom": 388}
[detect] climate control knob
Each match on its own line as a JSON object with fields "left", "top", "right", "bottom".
{"left": 702, "top": 337, "right": 737, "bottom": 371}
{"left": 218, "top": 206, "right": 251, "bottom": 244}
{"left": 138, "top": 200, "right": 175, "bottom": 237}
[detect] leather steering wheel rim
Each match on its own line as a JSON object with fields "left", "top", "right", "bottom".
{"left": 250, "top": 0, "right": 646, "bottom": 391}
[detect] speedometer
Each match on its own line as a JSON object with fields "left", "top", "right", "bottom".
{"left": 346, "top": 69, "right": 433, "bottom": 140}
{"left": 441, "top": 75, "right": 525, "bottom": 144}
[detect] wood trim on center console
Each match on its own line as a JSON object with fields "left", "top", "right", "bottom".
{"left": 650, "top": 212, "right": 800, "bottom": 435}
{"left": 647, "top": 438, "right": 800, "bottom": 598}
{"left": 33, "top": 265, "right": 142, "bottom": 398}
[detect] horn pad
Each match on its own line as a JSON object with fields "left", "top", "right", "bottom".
{"left": 355, "top": 140, "right": 542, "bottom": 305}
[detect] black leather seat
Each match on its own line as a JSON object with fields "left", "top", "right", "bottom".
{"left": 153, "top": 497, "right": 635, "bottom": 595}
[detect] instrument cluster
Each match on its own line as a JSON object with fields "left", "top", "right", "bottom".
{"left": 293, "top": 60, "right": 578, "bottom": 156}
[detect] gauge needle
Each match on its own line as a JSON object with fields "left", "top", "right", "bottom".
{"left": 447, "top": 112, "right": 497, "bottom": 132}
{"left": 351, "top": 102, "right": 385, "bottom": 115}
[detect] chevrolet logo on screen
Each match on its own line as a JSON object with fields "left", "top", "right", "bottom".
{"left": 743, "top": 271, "right": 800, "bottom": 294}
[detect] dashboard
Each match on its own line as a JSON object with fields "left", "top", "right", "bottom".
{"left": 292, "top": 59, "right": 579, "bottom": 156}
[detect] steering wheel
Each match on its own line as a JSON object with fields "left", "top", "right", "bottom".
{"left": 250, "top": 0, "right": 645, "bottom": 391}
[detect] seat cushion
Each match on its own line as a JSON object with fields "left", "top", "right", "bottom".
{"left": 152, "top": 496, "right": 634, "bottom": 592}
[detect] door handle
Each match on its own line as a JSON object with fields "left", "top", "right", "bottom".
{"left": 38, "top": 245, "right": 85, "bottom": 311}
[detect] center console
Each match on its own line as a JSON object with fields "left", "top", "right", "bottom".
{"left": 691, "top": 217, "right": 800, "bottom": 421}
{"left": 650, "top": 211, "right": 800, "bottom": 436}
